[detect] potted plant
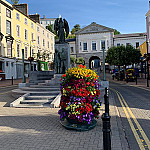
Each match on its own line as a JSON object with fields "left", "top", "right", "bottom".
{"left": 58, "top": 65, "right": 101, "bottom": 130}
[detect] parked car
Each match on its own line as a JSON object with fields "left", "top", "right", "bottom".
{"left": 125, "top": 69, "right": 136, "bottom": 82}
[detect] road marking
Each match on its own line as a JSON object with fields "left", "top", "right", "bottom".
{"left": 115, "top": 91, "right": 145, "bottom": 150}
{"left": 119, "top": 93, "right": 150, "bottom": 150}
{"left": 111, "top": 88, "right": 150, "bottom": 150}
{"left": 0, "top": 91, "right": 11, "bottom": 95}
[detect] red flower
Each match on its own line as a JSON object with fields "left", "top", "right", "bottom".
{"left": 86, "top": 82, "right": 90, "bottom": 85}
{"left": 62, "top": 74, "right": 66, "bottom": 77}
{"left": 86, "top": 75, "right": 90, "bottom": 77}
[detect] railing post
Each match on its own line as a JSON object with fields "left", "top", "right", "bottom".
{"left": 102, "top": 87, "right": 111, "bottom": 150}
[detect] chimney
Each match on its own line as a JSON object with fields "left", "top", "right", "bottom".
{"left": 29, "top": 14, "right": 41, "bottom": 23}
{"left": 13, "top": 4, "right": 28, "bottom": 16}
{"left": 43, "top": 15, "right": 45, "bottom": 19}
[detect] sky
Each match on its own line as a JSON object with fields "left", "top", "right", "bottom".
{"left": 7, "top": 0, "right": 149, "bottom": 34}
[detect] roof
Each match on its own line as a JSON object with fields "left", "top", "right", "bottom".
{"left": 75, "top": 22, "right": 114, "bottom": 35}
{"left": 114, "top": 33, "right": 147, "bottom": 39}
{"left": 65, "top": 38, "right": 76, "bottom": 42}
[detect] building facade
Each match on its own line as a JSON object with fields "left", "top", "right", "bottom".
{"left": 40, "top": 15, "right": 56, "bottom": 28}
{"left": 114, "top": 33, "right": 146, "bottom": 49}
{"left": 0, "top": 1, "right": 55, "bottom": 80}
{"left": 75, "top": 22, "right": 114, "bottom": 68}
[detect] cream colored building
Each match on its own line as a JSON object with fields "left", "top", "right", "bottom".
{"left": 0, "top": 1, "right": 55, "bottom": 79}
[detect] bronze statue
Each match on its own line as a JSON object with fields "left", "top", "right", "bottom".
{"left": 54, "top": 18, "right": 69, "bottom": 44}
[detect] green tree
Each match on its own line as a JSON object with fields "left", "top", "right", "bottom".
{"left": 11, "top": 0, "right": 19, "bottom": 4}
{"left": 76, "top": 57, "right": 85, "bottom": 65}
{"left": 71, "top": 24, "right": 81, "bottom": 34}
{"left": 114, "top": 29, "right": 121, "bottom": 35}
{"left": 70, "top": 56, "right": 76, "bottom": 67}
{"left": 106, "top": 45, "right": 141, "bottom": 79}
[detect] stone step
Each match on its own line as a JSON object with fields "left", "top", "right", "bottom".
{"left": 21, "top": 87, "right": 60, "bottom": 91}
{"left": 30, "top": 85, "right": 60, "bottom": 88}
{"left": 24, "top": 95, "right": 56, "bottom": 100}
{"left": 29, "top": 92, "right": 59, "bottom": 96}
{"left": 20, "top": 99, "right": 52, "bottom": 105}
{"left": 13, "top": 103, "right": 53, "bottom": 108}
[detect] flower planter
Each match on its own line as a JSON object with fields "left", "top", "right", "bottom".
{"left": 58, "top": 65, "right": 101, "bottom": 131}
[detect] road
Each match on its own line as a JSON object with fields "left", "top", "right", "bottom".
{"left": 0, "top": 85, "right": 18, "bottom": 107}
{"left": 110, "top": 81, "right": 150, "bottom": 150}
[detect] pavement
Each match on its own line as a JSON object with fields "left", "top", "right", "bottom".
{"left": 1, "top": 73, "right": 149, "bottom": 149}
{"left": 0, "top": 78, "right": 29, "bottom": 87}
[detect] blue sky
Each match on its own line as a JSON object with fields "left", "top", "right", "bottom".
{"left": 7, "top": 0, "right": 149, "bottom": 34}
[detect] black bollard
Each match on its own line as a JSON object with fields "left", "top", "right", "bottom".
{"left": 135, "top": 76, "right": 137, "bottom": 85}
{"left": 102, "top": 113, "right": 111, "bottom": 150}
{"left": 12, "top": 76, "right": 13, "bottom": 85}
{"left": 104, "top": 88, "right": 109, "bottom": 115}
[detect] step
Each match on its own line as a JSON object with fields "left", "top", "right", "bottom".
{"left": 21, "top": 87, "right": 60, "bottom": 91}
{"left": 14, "top": 103, "right": 52, "bottom": 108}
{"left": 24, "top": 95, "right": 56, "bottom": 100}
{"left": 20, "top": 99, "right": 52, "bottom": 105}
{"left": 29, "top": 92, "right": 60, "bottom": 96}
{"left": 30, "top": 85, "right": 60, "bottom": 88}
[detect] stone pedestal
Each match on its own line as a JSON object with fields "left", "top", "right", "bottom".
{"left": 55, "top": 43, "right": 70, "bottom": 74}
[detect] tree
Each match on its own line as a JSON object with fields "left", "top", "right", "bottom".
{"left": 70, "top": 56, "right": 76, "bottom": 67}
{"left": 114, "top": 29, "right": 121, "bottom": 35}
{"left": 106, "top": 45, "right": 141, "bottom": 79}
{"left": 11, "top": 0, "right": 19, "bottom": 5}
{"left": 76, "top": 57, "right": 85, "bottom": 65}
{"left": 71, "top": 24, "right": 81, "bottom": 34}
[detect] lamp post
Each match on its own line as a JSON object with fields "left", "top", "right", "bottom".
{"left": 22, "top": 49, "right": 26, "bottom": 83}
{"left": 103, "top": 46, "right": 106, "bottom": 81}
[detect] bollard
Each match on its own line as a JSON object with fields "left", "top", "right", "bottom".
{"left": 12, "top": 76, "right": 13, "bottom": 85}
{"left": 104, "top": 88, "right": 109, "bottom": 115}
{"left": 135, "top": 76, "right": 137, "bottom": 85}
{"left": 102, "top": 87, "right": 111, "bottom": 150}
{"left": 102, "top": 113, "right": 111, "bottom": 150}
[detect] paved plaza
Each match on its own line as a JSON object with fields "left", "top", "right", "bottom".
{"left": 0, "top": 86, "right": 128, "bottom": 150}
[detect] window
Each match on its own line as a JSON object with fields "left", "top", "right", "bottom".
{"left": 24, "top": 18, "right": 28, "bottom": 24}
{"left": 71, "top": 47, "right": 74, "bottom": 53}
{"left": 31, "top": 22, "right": 34, "bottom": 28}
{"left": 51, "top": 43, "right": 53, "bottom": 50}
{"left": 43, "top": 39, "right": 45, "bottom": 46}
{"left": 43, "top": 30, "right": 45, "bottom": 35}
{"left": 6, "top": 9, "right": 11, "bottom": 18}
{"left": 136, "top": 42, "right": 139, "bottom": 48}
{"left": 48, "top": 41, "right": 49, "bottom": 48}
{"left": 31, "top": 33, "right": 34, "bottom": 41}
{"left": 6, "top": 20, "right": 11, "bottom": 35}
{"left": 37, "top": 26, "right": 39, "bottom": 32}
{"left": 101, "top": 40, "right": 105, "bottom": 49}
{"left": 16, "top": 13, "right": 20, "bottom": 20}
{"left": 126, "top": 43, "right": 131, "bottom": 46}
{"left": 51, "top": 36, "right": 53, "bottom": 41}
{"left": 32, "top": 49, "right": 35, "bottom": 57}
{"left": 25, "top": 47, "right": 28, "bottom": 58}
{"left": 92, "top": 41, "right": 96, "bottom": 50}
{"left": 16, "top": 25, "right": 20, "bottom": 37}
{"left": 83, "top": 43, "right": 87, "bottom": 51}
{"left": 117, "top": 43, "right": 120, "bottom": 47}
{"left": 47, "top": 33, "right": 49, "bottom": 38}
{"left": 37, "top": 36, "right": 40, "bottom": 44}
{"left": 25, "top": 29, "right": 28, "bottom": 40}
{"left": 17, "top": 44, "right": 20, "bottom": 57}
{"left": 7, "top": 41, "right": 11, "bottom": 57}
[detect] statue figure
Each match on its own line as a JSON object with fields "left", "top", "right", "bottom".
{"left": 54, "top": 18, "right": 69, "bottom": 44}
{"left": 59, "top": 48, "right": 67, "bottom": 74}
{"left": 54, "top": 49, "right": 61, "bottom": 73}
